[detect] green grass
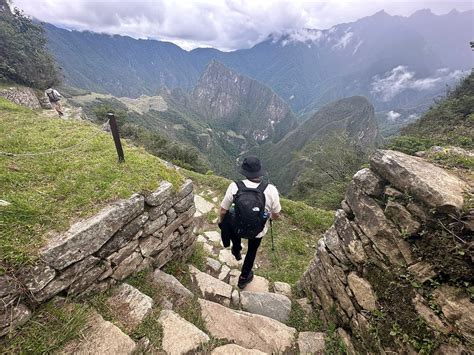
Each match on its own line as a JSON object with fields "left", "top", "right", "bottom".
{"left": 0, "top": 98, "right": 183, "bottom": 268}
{"left": 0, "top": 300, "right": 91, "bottom": 354}
{"left": 287, "top": 301, "right": 323, "bottom": 332}
{"left": 281, "top": 199, "right": 334, "bottom": 233}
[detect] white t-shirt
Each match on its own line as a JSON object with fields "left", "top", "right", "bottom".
{"left": 220, "top": 179, "right": 281, "bottom": 238}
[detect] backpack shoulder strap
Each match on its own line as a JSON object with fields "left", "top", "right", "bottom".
{"left": 235, "top": 180, "right": 246, "bottom": 191}
{"left": 256, "top": 181, "right": 268, "bottom": 193}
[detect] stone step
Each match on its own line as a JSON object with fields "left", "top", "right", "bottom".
{"left": 198, "top": 298, "right": 296, "bottom": 353}
{"left": 152, "top": 268, "right": 193, "bottom": 302}
{"left": 218, "top": 249, "right": 244, "bottom": 269}
{"left": 229, "top": 273, "right": 270, "bottom": 293}
{"left": 194, "top": 195, "right": 215, "bottom": 217}
{"left": 189, "top": 265, "right": 233, "bottom": 306}
{"left": 106, "top": 283, "right": 154, "bottom": 331}
{"left": 240, "top": 291, "right": 292, "bottom": 323}
{"left": 158, "top": 309, "right": 210, "bottom": 355}
{"left": 211, "top": 344, "right": 266, "bottom": 354}
{"left": 60, "top": 312, "right": 136, "bottom": 354}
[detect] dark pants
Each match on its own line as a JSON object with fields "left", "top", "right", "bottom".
{"left": 231, "top": 235, "right": 262, "bottom": 278}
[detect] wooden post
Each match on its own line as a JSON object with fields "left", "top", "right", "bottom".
{"left": 107, "top": 112, "right": 125, "bottom": 163}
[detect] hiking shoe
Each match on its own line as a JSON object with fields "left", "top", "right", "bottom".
{"left": 238, "top": 271, "right": 254, "bottom": 289}
{"left": 231, "top": 249, "right": 242, "bottom": 261}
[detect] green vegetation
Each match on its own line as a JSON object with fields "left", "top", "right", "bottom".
{"left": 290, "top": 133, "right": 369, "bottom": 210}
{"left": 390, "top": 72, "right": 474, "bottom": 153}
{"left": 0, "top": 99, "right": 182, "bottom": 268}
{"left": 281, "top": 199, "right": 334, "bottom": 233}
{"left": 0, "top": 300, "right": 91, "bottom": 354}
{"left": 0, "top": 6, "right": 60, "bottom": 88}
{"left": 287, "top": 301, "right": 323, "bottom": 332}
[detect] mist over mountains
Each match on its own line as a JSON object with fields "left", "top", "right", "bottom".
{"left": 45, "top": 9, "right": 473, "bottom": 118}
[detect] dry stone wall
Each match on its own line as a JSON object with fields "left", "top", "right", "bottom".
{"left": 0, "top": 86, "right": 41, "bottom": 109}
{"left": 0, "top": 179, "right": 196, "bottom": 337}
{"left": 299, "top": 150, "right": 473, "bottom": 354}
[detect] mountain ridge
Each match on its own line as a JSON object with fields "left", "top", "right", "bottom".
{"left": 43, "top": 9, "right": 473, "bottom": 118}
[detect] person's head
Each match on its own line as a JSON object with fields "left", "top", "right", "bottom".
{"left": 239, "top": 156, "right": 265, "bottom": 181}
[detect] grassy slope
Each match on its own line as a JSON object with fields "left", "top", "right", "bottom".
{"left": 390, "top": 72, "right": 474, "bottom": 154}
{"left": 0, "top": 98, "right": 182, "bottom": 269}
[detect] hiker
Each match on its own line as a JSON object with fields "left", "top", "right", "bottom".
{"left": 219, "top": 156, "right": 281, "bottom": 289}
{"left": 45, "top": 87, "right": 64, "bottom": 116}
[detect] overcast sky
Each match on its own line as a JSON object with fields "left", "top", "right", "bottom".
{"left": 11, "top": 0, "right": 474, "bottom": 51}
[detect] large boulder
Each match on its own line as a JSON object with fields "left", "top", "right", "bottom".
{"left": 240, "top": 291, "right": 292, "bottom": 322}
{"left": 370, "top": 150, "right": 468, "bottom": 214}
{"left": 199, "top": 299, "right": 296, "bottom": 353}
{"left": 158, "top": 309, "right": 210, "bottom": 355}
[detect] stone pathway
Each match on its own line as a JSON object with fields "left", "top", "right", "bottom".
{"left": 59, "top": 192, "right": 330, "bottom": 354}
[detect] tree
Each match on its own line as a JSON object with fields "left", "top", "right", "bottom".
{"left": 0, "top": 5, "right": 60, "bottom": 88}
{"left": 290, "top": 133, "right": 368, "bottom": 209}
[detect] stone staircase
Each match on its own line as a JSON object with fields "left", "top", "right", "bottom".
{"left": 58, "top": 193, "right": 330, "bottom": 354}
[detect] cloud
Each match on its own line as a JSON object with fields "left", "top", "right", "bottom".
{"left": 386, "top": 111, "right": 401, "bottom": 121}
{"left": 332, "top": 31, "right": 354, "bottom": 50}
{"left": 11, "top": 0, "right": 474, "bottom": 50}
{"left": 371, "top": 66, "right": 468, "bottom": 101}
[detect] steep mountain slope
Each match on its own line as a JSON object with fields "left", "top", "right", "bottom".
{"left": 257, "top": 96, "right": 379, "bottom": 193}
{"left": 192, "top": 61, "right": 297, "bottom": 143}
{"left": 398, "top": 71, "right": 474, "bottom": 150}
{"left": 44, "top": 23, "right": 200, "bottom": 97}
{"left": 43, "top": 10, "right": 473, "bottom": 117}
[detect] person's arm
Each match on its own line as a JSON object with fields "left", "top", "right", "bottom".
{"left": 219, "top": 183, "right": 236, "bottom": 223}
{"left": 270, "top": 185, "right": 282, "bottom": 220}
{"left": 219, "top": 207, "right": 228, "bottom": 223}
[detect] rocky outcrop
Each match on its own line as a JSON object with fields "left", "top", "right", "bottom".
{"left": 0, "top": 86, "right": 41, "bottom": 109}
{"left": 299, "top": 149, "right": 472, "bottom": 353}
{"left": 1, "top": 179, "right": 196, "bottom": 337}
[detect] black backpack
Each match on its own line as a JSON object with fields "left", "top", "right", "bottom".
{"left": 46, "top": 90, "right": 60, "bottom": 102}
{"left": 232, "top": 181, "right": 269, "bottom": 239}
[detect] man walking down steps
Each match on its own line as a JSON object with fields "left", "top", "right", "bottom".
{"left": 219, "top": 156, "right": 281, "bottom": 289}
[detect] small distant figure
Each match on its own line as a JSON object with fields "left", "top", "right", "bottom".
{"left": 45, "top": 87, "right": 64, "bottom": 116}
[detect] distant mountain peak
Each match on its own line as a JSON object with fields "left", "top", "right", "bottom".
{"left": 410, "top": 8, "right": 435, "bottom": 18}
{"left": 193, "top": 60, "right": 297, "bottom": 143}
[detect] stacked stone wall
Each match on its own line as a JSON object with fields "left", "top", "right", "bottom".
{"left": 299, "top": 150, "right": 473, "bottom": 353}
{"left": 0, "top": 86, "right": 41, "bottom": 109}
{"left": 1, "top": 179, "right": 196, "bottom": 336}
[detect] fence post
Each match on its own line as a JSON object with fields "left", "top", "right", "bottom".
{"left": 107, "top": 112, "right": 125, "bottom": 163}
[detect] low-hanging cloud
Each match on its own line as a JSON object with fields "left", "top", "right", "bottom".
{"left": 11, "top": 0, "right": 474, "bottom": 50}
{"left": 371, "top": 65, "right": 467, "bottom": 101}
{"left": 386, "top": 110, "right": 401, "bottom": 121}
